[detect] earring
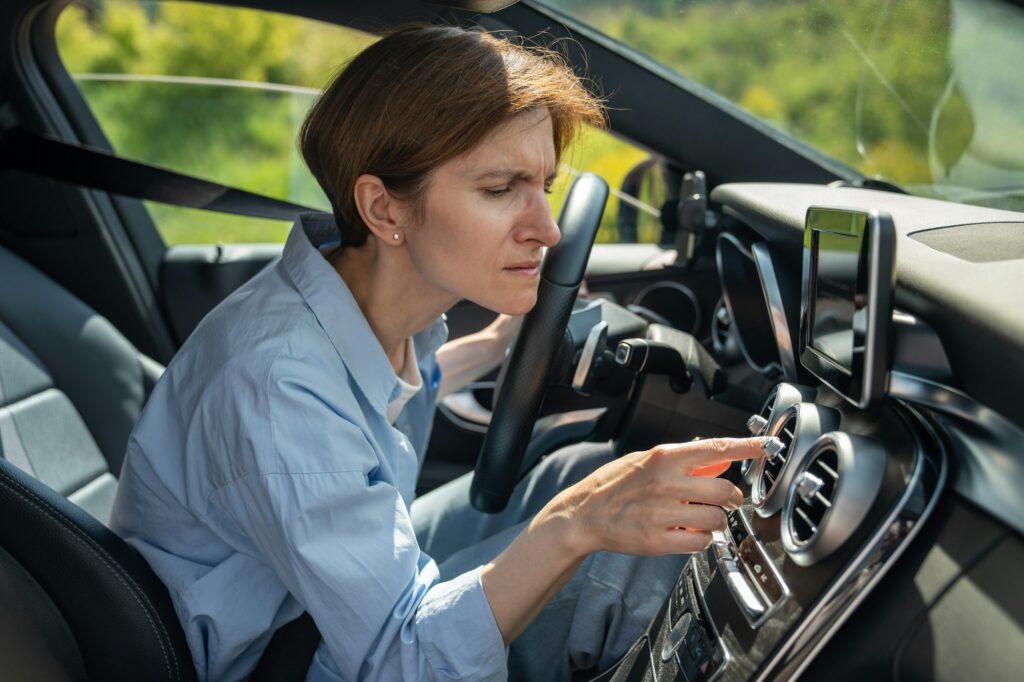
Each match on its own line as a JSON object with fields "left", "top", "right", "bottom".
{"left": 392, "top": 233, "right": 400, "bottom": 241}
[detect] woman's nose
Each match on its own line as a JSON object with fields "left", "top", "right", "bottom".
{"left": 518, "top": 190, "right": 561, "bottom": 247}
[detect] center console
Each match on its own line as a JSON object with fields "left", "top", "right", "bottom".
{"left": 593, "top": 385, "right": 944, "bottom": 682}
{"left": 591, "top": 207, "right": 947, "bottom": 681}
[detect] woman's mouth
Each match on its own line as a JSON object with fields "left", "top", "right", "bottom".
{"left": 503, "top": 260, "right": 541, "bottom": 277}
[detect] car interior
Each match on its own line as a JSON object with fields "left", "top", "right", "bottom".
{"left": 0, "top": 0, "right": 1022, "bottom": 680}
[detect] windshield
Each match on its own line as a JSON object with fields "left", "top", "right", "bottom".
{"left": 539, "top": 0, "right": 1024, "bottom": 211}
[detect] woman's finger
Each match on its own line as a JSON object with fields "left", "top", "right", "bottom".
{"left": 653, "top": 437, "right": 777, "bottom": 472}
{"left": 666, "top": 503, "right": 728, "bottom": 532}
{"left": 671, "top": 475, "right": 744, "bottom": 509}
{"left": 657, "top": 529, "right": 714, "bottom": 554}
{"left": 690, "top": 461, "right": 731, "bottom": 478}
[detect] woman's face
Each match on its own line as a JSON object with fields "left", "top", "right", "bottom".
{"left": 403, "top": 108, "right": 562, "bottom": 315}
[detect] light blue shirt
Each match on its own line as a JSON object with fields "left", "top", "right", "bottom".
{"left": 110, "top": 214, "right": 506, "bottom": 681}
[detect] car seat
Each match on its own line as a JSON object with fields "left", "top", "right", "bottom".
{"left": 0, "top": 244, "right": 317, "bottom": 680}
{"left": 0, "top": 243, "right": 194, "bottom": 679}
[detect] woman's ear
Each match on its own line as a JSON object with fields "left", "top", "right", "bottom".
{"left": 352, "top": 174, "right": 410, "bottom": 245}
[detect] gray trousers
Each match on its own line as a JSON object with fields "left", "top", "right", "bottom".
{"left": 411, "top": 441, "right": 687, "bottom": 681}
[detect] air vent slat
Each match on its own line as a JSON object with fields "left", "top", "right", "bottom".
{"left": 817, "top": 461, "right": 839, "bottom": 479}
{"left": 758, "top": 412, "right": 797, "bottom": 502}
{"left": 794, "top": 507, "right": 818, "bottom": 534}
{"left": 788, "top": 447, "right": 839, "bottom": 545}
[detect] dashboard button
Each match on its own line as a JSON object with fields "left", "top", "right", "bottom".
{"left": 686, "top": 625, "right": 704, "bottom": 649}
{"left": 660, "top": 612, "right": 693, "bottom": 662}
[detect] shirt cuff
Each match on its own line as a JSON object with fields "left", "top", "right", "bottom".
{"left": 415, "top": 566, "right": 507, "bottom": 681}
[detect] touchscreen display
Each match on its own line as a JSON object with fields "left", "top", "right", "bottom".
{"left": 810, "top": 229, "right": 861, "bottom": 371}
{"left": 800, "top": 207, "right": 894, "bottom": 408}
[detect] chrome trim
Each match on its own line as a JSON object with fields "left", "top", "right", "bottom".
{"left": 889, "top": 371, "right": 1024, "bottom": 535}
{"left": 742, "top": 383, "right": 814, "bottom": 483}
{"left": 572, "top": 321, "right": 608, "bottom": 395}
{"left": 780, "top": 433, "right": 887, "bottom": 567}
{"left": 755, "top": 406, "right": 947, "bottom": 681}
{"left": 713, "top": 509, "right": 792, "bottom": 629}
{"left": 752, "top": 403, "right": 840, "bottom": 516}
{"left": 661, "top": 612, "right": 693, "bottom": 661}
{"left": 751, "top": 242, "right": 799, "bottom": 381}
{"left": 888, "top": 372, "right": 1020, "bottom": 442}
{"left": 717, "top": 232, "right": 784, "bottom": 374}
{"left": 644, "top": 638, "right": 658, "bottom": 682}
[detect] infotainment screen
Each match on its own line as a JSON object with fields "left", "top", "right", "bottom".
{"left": 799, "top": 207, "right": 896, "bottom": 408}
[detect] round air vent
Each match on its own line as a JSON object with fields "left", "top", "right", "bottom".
{"left": 781, "top": 432, "right": 886, "bottom": 566}
{"left": 751, "top": 402, "right": 840, "bottom": 517}
{"left": 788, "top": 447, "right": 838, "bottom": 544}
{"left": 742, "top": 383, "right": 816, "bottom": 483}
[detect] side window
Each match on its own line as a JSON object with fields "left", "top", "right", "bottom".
{"left": 57, "top": 2, "right": 660, "bottom": 246}
{"left": 550, "top": 127, "right": 665, "bottom": 245}
{"left": 56, "top": 1, "right": 375, "bottom": 245}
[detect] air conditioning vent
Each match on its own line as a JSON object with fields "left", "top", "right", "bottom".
{"left": 789, "top": 447, "right": 839, "bottom": 544}
{"left": 758, "top": 388, "right": 776, "bottom": 422}
{"left": 742, "top": 387, "right": 778, "bottom": 481}
{"left": 752, "top": 402, "right": 840, "bottom": 516}
{"left": 760, "top": 412, "right": 796, "bottom": 493}
{"left": 743, "top": 384, "right": 814, "bottom": 486}
{"left": 781, "top": 433, "right": 886, "bottom": 567}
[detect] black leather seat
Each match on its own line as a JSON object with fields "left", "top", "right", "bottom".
{"left": 0, "top": 244, "right": 194, "bottom": 680}
{"left": 0, "top": 244, "right": 321, "bottom": 681}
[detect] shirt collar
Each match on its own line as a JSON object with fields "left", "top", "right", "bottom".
{"left": 281, "top": 212, "right": 448, "bottom": 412}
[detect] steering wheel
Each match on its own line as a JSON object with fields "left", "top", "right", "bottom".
{"left": 470, "top": 173, "right": 609, "bottom": 513}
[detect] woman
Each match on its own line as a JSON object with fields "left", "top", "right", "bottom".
{"left": 111, "top": 25, "right": 770, "bottom": 681}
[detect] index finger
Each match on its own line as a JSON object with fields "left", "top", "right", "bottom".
{"left": 662, "top": 437, "right": 779, "bottom": 472}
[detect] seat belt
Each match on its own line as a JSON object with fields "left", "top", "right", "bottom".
{"left": 0, "top": 126, "right": 318, "bottom": 220}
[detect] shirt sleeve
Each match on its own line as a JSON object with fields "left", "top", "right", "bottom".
{"left": 207, "top": 354, "right": 507, "bottom": 682}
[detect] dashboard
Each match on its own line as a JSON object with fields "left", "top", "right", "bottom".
{"left": 593, "top": 182, "right": 1024, "bottom": 681}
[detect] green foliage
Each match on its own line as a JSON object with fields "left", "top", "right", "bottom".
{"left": 57, "top": 2, "right": 370, "bottom": 244}
{"left": 58, "top": 1, "right": 661, "bottom": 245}
{"left": 57, "top": 0, "right": 1023, "bottom": 246}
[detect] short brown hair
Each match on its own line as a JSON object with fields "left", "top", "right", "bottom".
{"left": 300, "top": 24, "right": 605, "bottom": 246}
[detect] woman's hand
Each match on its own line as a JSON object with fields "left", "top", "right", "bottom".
{"left": 554, "top": 437, "right": 772, "bottom": 557}
{"left": 480, "top": 436, "right": 769, "bottom": 643}
{"left": 435, "top": 314, "right": 522, "bottom": 398}
{"left": 483, "top": 312, "right": 523, "bottom": 351}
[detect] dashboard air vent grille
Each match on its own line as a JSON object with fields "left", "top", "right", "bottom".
{"left": 759, "top": 389, "right": 776, "bottom": 424}
{"left": 790, "top": 448, "right": 839, "bottom": 544}
{"left": 761, "top": 412, "right": 796, "bottom": 493}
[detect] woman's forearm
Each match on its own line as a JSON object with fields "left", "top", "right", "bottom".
{"left": 435, "top": 315, "right": 520, "bottom": 398}
{"left": 478, "top": 489, "right": 591, "bottom": 644}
